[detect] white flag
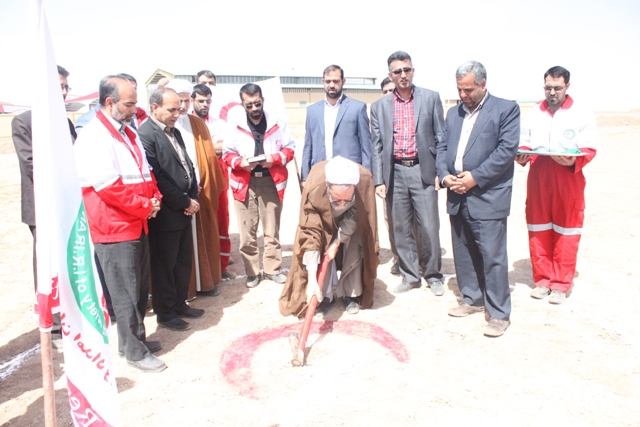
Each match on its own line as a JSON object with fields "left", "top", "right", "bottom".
{"left": 30, "top": 0, "right": 122, "bottom": 425}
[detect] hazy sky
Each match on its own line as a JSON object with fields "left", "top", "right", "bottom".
{"left": 1, "top": 0, "right": 639, "bottom": 110}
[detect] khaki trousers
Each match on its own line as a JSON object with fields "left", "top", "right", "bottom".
{"left": 234, "top": 174, "right": 283, "bottom": 276}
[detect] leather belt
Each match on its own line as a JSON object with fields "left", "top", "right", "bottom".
{"left": 393, "top": 158, "right": 419, "bottom": 167}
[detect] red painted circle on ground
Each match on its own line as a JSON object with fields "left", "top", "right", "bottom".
{"left": 220, "top": 320, "right": 409, "bottom": 399}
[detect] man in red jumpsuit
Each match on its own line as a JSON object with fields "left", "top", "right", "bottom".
{"left": 517, "top": 66, "right": 597, "bottom": 304}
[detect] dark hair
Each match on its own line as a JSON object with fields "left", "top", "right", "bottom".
{"left": 99, "top": 75, "right": 120, "bottom": 106}
{"left": 116, "top": 73, "right": 137, "bottom": 85}
{"left": 149, "top": 87, "right": 177, "bottom": 107}
{"left": 544, "top": 66, "right": 570, "bottom": 84}
{"left": 387, "top": 51, "right": 412, "bottom": 71}
{"left": 380, "top": 77, "right": 392, "bottom": 91}
{"left": 57, "top": 65, "right": 69, "bottom": 78}
{"left": 239, "top": 83, "right": 262, "bottom": 100}
{"left": 196, "top": 70, "right": 216, "bottom": 81}
{"left": 191, "top": 83, "right": 212, "bottom": 98}
{"left": 323, "top": 65, "right": 344, "bottom": 80}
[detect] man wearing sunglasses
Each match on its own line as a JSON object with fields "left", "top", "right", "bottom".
{"left": 371, "top": 51, "right": 445, "bottom": 296}
{"left": 223, "top": 83, "right": 295, "bottom": 288}
{"left": 517, "top": 66, "right": 597, "bottom": 305}
{"left": 280, "top": 156, "right": 378, "bottom": 318}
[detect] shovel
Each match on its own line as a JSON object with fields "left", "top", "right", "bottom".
{"left": 288, "top": 253, "right": 332, "bottom": 367}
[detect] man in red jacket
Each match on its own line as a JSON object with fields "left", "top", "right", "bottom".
{"left": 222, "top": 83, "right": 295, "bottom": 288}
{"left": 74, "top": 76, "right": 165, "bottom": 372}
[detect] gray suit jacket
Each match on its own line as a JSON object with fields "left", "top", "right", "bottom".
{"left": 301, "top": 95, "right": 372, "bottom": 180}
{"left": 138, "top": 119, "right": 198, "bottom": 232}
{"left": 371, "top": 87, "right": 445, "bottom": 188}
{"left": 435, "top": 93, "right": 520, "bottom": 220}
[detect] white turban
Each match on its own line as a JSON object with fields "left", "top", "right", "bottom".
{"left": 166, "top": 79, "right": 193, "bottom": 95}
{"left": 325, "top": 156, "right": 360, "bottom": 186}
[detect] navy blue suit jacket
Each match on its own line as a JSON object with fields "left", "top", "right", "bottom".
{"left": 436, "top": 93, "right": 520, "bottom": 220}
{"left": 301, "top": 95, "right": 372, "bottom": 180}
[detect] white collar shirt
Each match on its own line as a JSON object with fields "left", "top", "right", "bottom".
{"left": 455, "top": 91, "right": 488, "bottom": 174}
{"left": 323, "top": 94, "right": 344, "bottom": 160}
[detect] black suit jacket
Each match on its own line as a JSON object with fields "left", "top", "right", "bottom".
{"left": 11, "top": 111, "right": 77, "bottom": 226}
{"left": 138, "top": 119, "right": 198, "bottom": 232}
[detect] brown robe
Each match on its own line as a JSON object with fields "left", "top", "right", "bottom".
{"left": 187, "top": 115, "right": 226, "bottom": 296}
{"left": 279, "top": 161, "right": 379, "bottom": 318}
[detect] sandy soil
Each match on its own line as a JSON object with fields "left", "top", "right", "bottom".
{"left": 0, "top": 116, "right": 639, "bottom": 427}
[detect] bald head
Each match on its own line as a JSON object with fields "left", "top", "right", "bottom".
{"left": 100, "top": 77, "right": 138, "bottom": 125}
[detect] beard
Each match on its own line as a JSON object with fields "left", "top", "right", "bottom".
{"left": 112, "top": 103, "right": 134, "bottom": 125}
{"left": 326, "top": 89, "right": 342, "bottom": 99}
{"left": 249, "top": 108, "right": 263, "bottom": 121}
{"left": 330, "top": 199, "right": 355, "bottom": 217}
{"left": 194, "top": 105, "right": 209, "bottom": 119}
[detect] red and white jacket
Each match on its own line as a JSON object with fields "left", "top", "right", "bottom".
{"left": 520, "top": 95, "right": 597, "bottom": 172}
{"left": 74, "top": 110, "right": 162, "bottom": 243}
{"left": 222, "top": 111, "right": 295, "bottom": 202}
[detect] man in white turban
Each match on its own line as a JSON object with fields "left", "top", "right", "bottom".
{"left": 279, "top": 156, "right": 379, "bottom": 317}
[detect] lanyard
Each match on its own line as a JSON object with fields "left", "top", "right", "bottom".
{"left": 96, "top": 110, "right": 150, "bottom": 197}
{"left": 96, "top": 109, "right": 144, "bottom": 172}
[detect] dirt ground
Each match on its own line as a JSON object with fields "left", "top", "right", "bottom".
{"left": 0, "top": 113, "right": 639, "bottom": 427}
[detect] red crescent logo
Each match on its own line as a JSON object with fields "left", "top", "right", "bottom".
{"left": 220, "top": 320, "right": 409, "bottom": 399}
{"left": 218, "top": 102, "right": 242, "bottom": 122}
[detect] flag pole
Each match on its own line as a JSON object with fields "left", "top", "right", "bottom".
{"left": 40, "top": 331, "right": 57, "bottom": 427}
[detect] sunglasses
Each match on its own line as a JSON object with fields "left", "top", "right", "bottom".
{"left": 244, "top": 101, "right": 263, "bottom": 110}
{"left": 391, "top": 67, "right": 413, "bottom": 75}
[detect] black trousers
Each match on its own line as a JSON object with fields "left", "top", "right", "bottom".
{"left": 148, "top": 225, "right": 193, "bottom": 322}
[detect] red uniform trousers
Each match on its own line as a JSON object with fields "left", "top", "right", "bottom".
{"left": 217, "top": 156, "right": 231, "bottom": 271}
{"left": 526, "top": 156, "right": 585, "bottom": 293}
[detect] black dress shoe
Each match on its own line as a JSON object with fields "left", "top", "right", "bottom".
{"left": 314, "top": 297, "right": 332, "bottom": 316}
{"left": 246, "top": 275, "right": 260, "bottom": 288}
{"left": 344, "top": 297, "right": 360, "bottom": 314}
{"left": 177, "top": 307, "right": 205, "bottom": 318}
{"left": 390, "top": 262, "right": 401, "bottom": 275}
{"left": 197, "top": 287, "right": 220, "bottom": 297}
{"left": 158, "top": 317, "right": 191, "bottom": 331}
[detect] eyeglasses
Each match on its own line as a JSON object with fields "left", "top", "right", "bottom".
{"left": 544, "top": 86, "right": 566, "bottom": 92}
{"left": 328, "top": 189, "right": 355, "bottom": 205}
{"left": 382, "top": 89, "right": 394, "bottom": 95}
{"left": 244, "top": 101, "right": 263, "bottom": 110}
{"left": 61, "top": 84, "right": 71, "bottom": 91}
{"left": 195, "top": 99, "right": 212, "bottom": 105}
{"left": 391, "top": 67, "right": 413, "bottom": 75}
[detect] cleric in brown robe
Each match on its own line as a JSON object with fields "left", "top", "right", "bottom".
{"left": 169, "top": 79, "right": 226, "bottom": 298}
{"left": 279, "top": 157, "right": 379, "bottom": 318}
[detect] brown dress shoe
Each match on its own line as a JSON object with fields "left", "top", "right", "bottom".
{"left": 484, "top": 318, "right": 510, "bottom": 337}
{"left": 448, "top": 303, "right": 485, "bottom": 317}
